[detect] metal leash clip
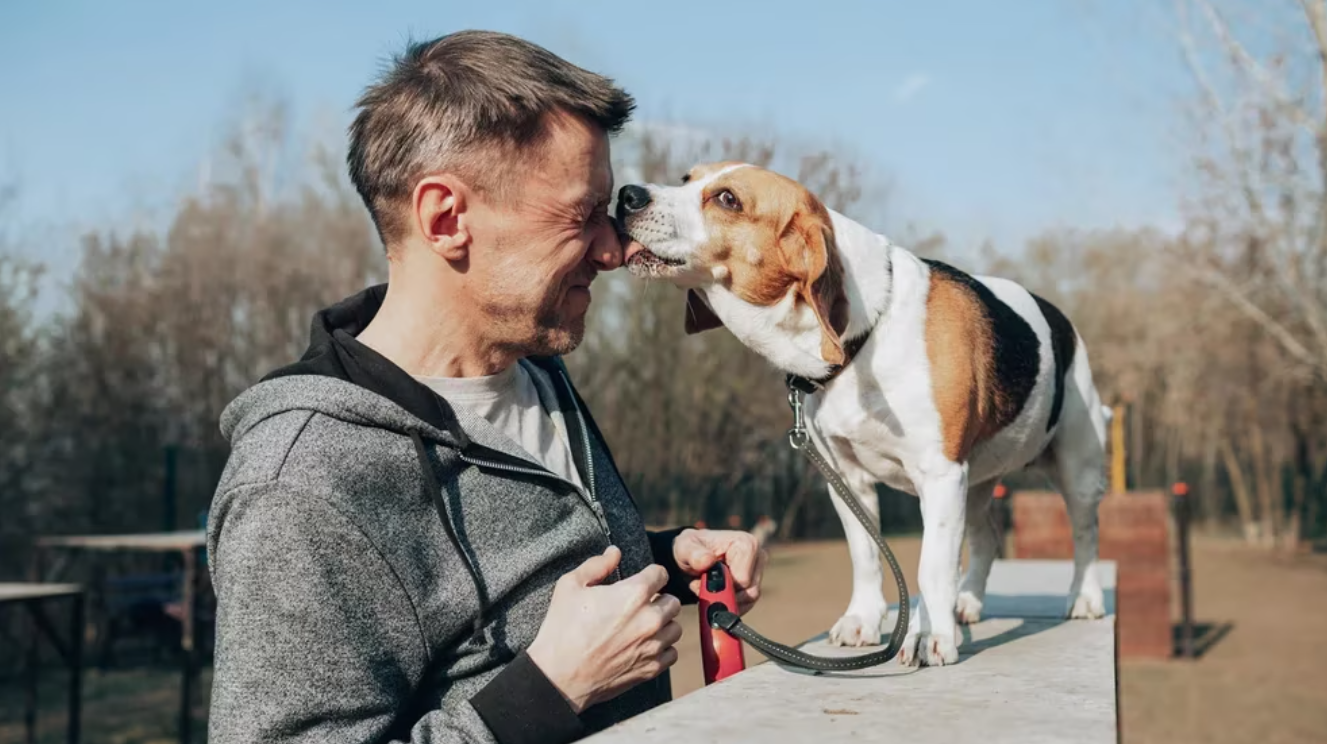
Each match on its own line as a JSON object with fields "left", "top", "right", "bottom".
{"left": 787, "top": 386, "right": 808, "bottom": 451}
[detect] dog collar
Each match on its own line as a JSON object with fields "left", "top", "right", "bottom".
{"left": 786, "top": 330, "right": 872, "bottom": 394}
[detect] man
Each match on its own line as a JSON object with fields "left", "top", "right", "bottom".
{"left": 206, "top": 29, "right": 767, "bottom": 744}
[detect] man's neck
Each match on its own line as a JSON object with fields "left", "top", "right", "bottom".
{"left": 356, "top": 265, "right": 517, "bottom": 379}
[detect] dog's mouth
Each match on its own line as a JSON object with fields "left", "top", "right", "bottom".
{"left": 626, "top": 245, "right": 687, "bottom": 279}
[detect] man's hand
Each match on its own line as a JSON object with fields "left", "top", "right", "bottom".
{"left": 671, "top": 529, "right": 768, "bottom": 615}
{"left": 527, "top": 546, "right": 682, "bottom": 714}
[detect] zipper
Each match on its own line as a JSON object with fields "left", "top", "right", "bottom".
{"left": 558, "top": 369, "right": 598, "bottom": 503}
{"left": 454, "top": 370, "right": 620, "bottom": 582}
{"left": 555, "top": 368, "right": 618, "bottom": 582}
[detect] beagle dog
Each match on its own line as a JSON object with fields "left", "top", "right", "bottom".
{"left": 616, "top": 162, "right": 1109, "bottom": 667}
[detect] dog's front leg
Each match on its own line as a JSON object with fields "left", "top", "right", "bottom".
{"left": 901, "top": 463, "right": 966, "bottom": 667}
{"left": 823, "top": 457, "right": 889, "bottom": 648}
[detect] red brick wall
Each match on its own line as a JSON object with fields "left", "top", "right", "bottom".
{"left": 1011, "top": 490, "right": 1173, "bottom": 659}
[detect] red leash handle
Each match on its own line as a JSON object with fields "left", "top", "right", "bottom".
{"left": 697, "top": 561, "right": 746, "bottom": 684}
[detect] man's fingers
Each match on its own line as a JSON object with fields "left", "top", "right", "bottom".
{"left": 735, "top": 587, "right": 761, "bottom": 615}
{"left": 674, "top": 532, "right": 718, "bottom": 573}
{"left": 750, "top": 546, "right": 768, "bottom": 594}
{"left": 724, "top": 537, "right": 758, "bottom": 588}
{"left": 648, "top": 592, "right": 682, "bottom": 624}
{"left": 569, "top": 545, "right": 621, "bottom": 587}
{"left": 648, "top": 646, "right": 680, "bottom": 675}
{"left": 729, "top": 542, "right": 767, "bottom": 614}
{"left": 645, "top": 618, "right": 683, "bottom": 653}
{"left": 623, "top": 563, "right": 669, "bottom": 596}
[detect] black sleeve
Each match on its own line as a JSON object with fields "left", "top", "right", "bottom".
{"left": 647, "top": 527, "right": 699, "bottom": 605}
{"left": 469, "top": 650, "right": 586, "bottom": 744}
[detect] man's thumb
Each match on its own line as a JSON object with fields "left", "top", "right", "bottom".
{"left": 572, "top": 545, "right": 621, "bottom": 586}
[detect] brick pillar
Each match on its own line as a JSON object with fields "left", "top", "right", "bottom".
{"left": 1011, "top": 490, "right": 1173, "bottom": 659}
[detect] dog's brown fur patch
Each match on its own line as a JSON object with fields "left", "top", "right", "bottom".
{"left": 924, "top": 260, "right": 1040, "bottom": 462}
{"left": 682, "top": 164, "right": 849, "bottom": 363}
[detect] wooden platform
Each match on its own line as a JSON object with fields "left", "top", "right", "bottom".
{"left": 584, "top": 559, "right": 1119, "bottom": 744}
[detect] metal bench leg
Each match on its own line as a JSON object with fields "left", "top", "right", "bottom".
{"left": 68, "top": 594, "right": 83, "bottom": 744}
{"left": 25, "top": 606, "right": 38, "bottom": 744}
{"left": 178, "top": 548, "right": 198, "bottom": 744}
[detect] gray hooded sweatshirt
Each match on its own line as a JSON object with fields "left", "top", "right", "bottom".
{"left": 206, "top": 285, "right": 696, "bottom": 744}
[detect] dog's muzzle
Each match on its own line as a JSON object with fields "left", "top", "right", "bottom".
{"left": 616, "top": 184, "right": 687, "bottom": 278}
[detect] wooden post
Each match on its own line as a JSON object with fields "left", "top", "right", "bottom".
{"left": 1110, "top": 404, "right": 1127, "bottom": 494}
{"left": 1173, "top": 482, "right": 1194, "bottom": 658}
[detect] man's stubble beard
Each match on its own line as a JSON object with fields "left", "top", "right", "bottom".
{"left": 530, "top": 286, "right": 585, "bottom": 357}
{"left": 480, "top": 278, "right": 585, "bottom": 360}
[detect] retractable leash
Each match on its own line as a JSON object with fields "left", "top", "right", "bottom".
{"left": 697, "top": 562, "right": 746, "bottom": 684}
{"left": 698, "top": 375, "right": 912, "bottom": 683}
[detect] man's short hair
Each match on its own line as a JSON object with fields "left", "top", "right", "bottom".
{"left": 348, "top": 30, "right": 636, "bottom": 247}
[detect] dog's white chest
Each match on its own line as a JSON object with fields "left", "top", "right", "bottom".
{"left": 843, "top": 434, "right": 920, "bottom": 495}
{"left": 809, "top": 372, "right": 935, "bottom": 496}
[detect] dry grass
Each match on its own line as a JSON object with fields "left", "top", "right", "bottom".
{"left": 3, "top": 533, "right": 1325, "bottom": 743}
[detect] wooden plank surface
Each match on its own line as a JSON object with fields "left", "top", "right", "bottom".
{"left": 584, "top": 559, "right": 1119, "bottom": 744}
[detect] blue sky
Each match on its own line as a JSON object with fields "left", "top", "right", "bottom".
{"left": 2, "top": 0, "right": 1194, "bottom": 287}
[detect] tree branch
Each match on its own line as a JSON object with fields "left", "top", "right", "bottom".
{"left": 1194, "top": 261, "right": 1324, "bottom": 374}
{"left": 1187, "top": 0, "right": 1318, "bottom": 134}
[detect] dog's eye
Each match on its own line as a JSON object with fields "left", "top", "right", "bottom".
{"left": 716, "top": 189, "right": 741, "bottom": 211}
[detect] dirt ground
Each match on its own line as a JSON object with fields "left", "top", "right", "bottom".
{"left": 668, "top": 534, "right": 1327, "bottom": 744}
{"left": 3, "top": 533, "right": 1326, "bottom": 743}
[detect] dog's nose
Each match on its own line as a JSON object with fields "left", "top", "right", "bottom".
{"left": 618, "top": 185, "right": 652, "bottom": 214}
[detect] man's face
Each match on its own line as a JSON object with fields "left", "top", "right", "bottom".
{"left": 463, "top": 111, "right": 621, "bottom": 357}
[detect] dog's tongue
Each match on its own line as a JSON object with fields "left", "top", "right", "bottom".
{"left": 622, "top": 238, "right": 648, "bottom": 263}
{"left": 627, "top": 247, "right": 668, "bottom": 268}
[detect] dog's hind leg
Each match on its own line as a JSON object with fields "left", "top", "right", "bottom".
{"left": 1050, "top": 353, "right": 1110, "bottom": 620}
{"left": 956, "top": 479, "right": 1000, "bottom": 625}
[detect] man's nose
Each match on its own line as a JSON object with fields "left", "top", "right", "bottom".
{"left": 617, "top": 185, "right": 651, "bottom": 216}
{"left": 588, "top": 216, "right": 625, "bottom": 272}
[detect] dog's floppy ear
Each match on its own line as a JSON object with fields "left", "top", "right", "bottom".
{"left": 785, "top": 215, "right": 850, "bottom": 366}
{"left": 684, "top": 289, "right": 725, "bottom": 334}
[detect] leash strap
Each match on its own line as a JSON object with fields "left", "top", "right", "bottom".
{"left": 705, "top": 376, "right": 911, "bottom": 672}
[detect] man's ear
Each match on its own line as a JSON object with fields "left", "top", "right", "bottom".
{"left": 414, "top": 175, "right": 470, "bottom": 261}
{"left": 684, "top": 289, "right": 725, "bottom": 334}
{"left": 795, "top": 221, "right": 850, "bottom": 366}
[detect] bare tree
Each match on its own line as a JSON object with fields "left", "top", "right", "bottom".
{"left": 0, "top": 186, "right": 46, "bottom": 520}
{"left": 1173, "top": 0, "right": 1327, "bottom": 381}
{"left": 1163, "top": 0, "right": 1327, "bottom": 546}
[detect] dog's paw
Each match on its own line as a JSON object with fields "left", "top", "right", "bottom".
{"left": 898, "top": 630, "right": 921, "bottom": 666}
{"left": 898, "top": 630, "right": 959, "bottom": 667}
{"left": 1068, "top": 587, "right": 1105, "bottom": 619}
{"left": 922, "top": 631, "right": 960, "bottom": 666}
{"left": 955, "top": 591, "right": 983, "bottom": 625}
{"left": 829, "top": 612, "right": 884, "bottom": 647}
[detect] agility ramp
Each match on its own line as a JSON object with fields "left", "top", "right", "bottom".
{"left": 584, "top": 559, "right": 1119, "bottom": 744}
